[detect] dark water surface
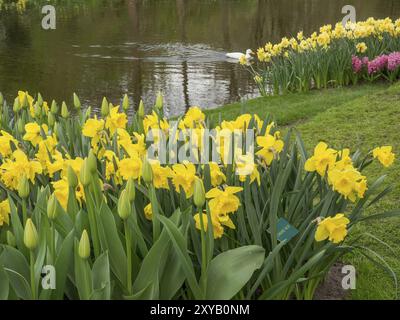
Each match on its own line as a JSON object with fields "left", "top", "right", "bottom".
{"left": 0, "top": 0, "right": 399, "bottom": 117}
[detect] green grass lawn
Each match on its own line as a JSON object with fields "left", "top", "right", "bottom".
{"left": 207, "top": 82, "right": 400, "bottom": 300}
{"left": 206, "top": 83, "right": 388, "bottom": 125}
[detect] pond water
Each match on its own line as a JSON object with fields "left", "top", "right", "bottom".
{"left": 0, "top": 0, "right": 399, "bottom": 117}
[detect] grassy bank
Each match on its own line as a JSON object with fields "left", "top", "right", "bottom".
{"left": 206, "top": 83, "right": 389, "bottom": 125}
{"left": 207, "top": 82, "right": 400, "bottom": 300}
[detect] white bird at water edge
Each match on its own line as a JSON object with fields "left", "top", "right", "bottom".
{"left": 226, "top": 49, "right": 254, "bottom": 61}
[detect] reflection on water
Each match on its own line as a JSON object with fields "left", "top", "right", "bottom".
{"left": 0, "top": 0, "right": 399, "bottom": 117}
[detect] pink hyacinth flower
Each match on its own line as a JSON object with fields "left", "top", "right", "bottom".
{"left": 352, "top": 55, "right": 363, "bottom": 73}
{"left": 387, "top": 52, "right": 400, "bottom": 71}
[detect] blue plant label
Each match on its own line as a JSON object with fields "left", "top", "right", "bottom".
{"left": 276, "top": 218, "right": 299, "bottom": 242}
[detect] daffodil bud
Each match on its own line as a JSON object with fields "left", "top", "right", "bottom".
{"left": 13, "top": 97, "right": 21, "bottom": 113}
{"left": 21, "top": 93, "right": 28, "bottom": 109}
{"left": 155, "top": 91, "right": 163, "bottom": 110}
{"left": 47, "top": 193, "right": 59, "bottom": 220}
{"left": 87, "top": 149, "right": 97, "bottom": 173}
{"left": 50, "top": 100, "right": 58, "bottom": 114}
{"left": 78, "top": 230, "right": 90, "bottom": 259}
{"left": 138, "top": 100, "right": 145, "bottom": 118}
{"left": 125, "top": 178, "right": 136, "bottom": 202}
{"left": 85, "top": 106, "right": 92, "bottom": 118}
{"left": 21, "top": 113, "right": 28, "bottom": 127}
{"left": 34, "top": 103, "right": 42, "bottom": 118}
{"left": 73, "top": 93, "right": 81, "bottom": 109}
{"left": 48, "top": 112, "right": 55, "bottom": 127}
{"left": 0, "top": 92, "right": 3, "bottom": 106}
{"left": 17, "top": 118, "right": 24, "bottom": 134}
{"left": 122, "top": 94, "right": 129, "bottom": 111}
{"left": 53, "top": 122, "right": 59, "bottom": 137}
{"left": 101, "top": 97, "right": 109, "bottom": 117}
{"left": 117, "top": 189, "right": 131, "bottom": 220}
{"left": 193, "top": 178, "right": 206, "bottom": 208}
{"left": 37, "top": 93, "right": 43, "bottom": 107}
{"left": 67, "top": 165, "right": 78, "bottom": 188}
{"left": 142, "top": 158, "right": 153, "bottom": 184}
{"left": 61, "top": 101, "right": 69, "bottom": 118}
{"left": 6, "top": 231, "right": 16, "bottom": 247}
{"left": 41, "top": 104, "right": 47, "bottom": 117}
{"left": 18, "top": 175, "right": 30, "bottom": 199}
{"left": 24, "top": 219, "right": 38, "bottom": 250}
{"left": 80, "top": 159, "right": 92, "bottom": 187}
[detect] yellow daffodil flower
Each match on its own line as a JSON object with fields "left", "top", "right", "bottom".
{"left": 103, "top": 150, "right": 122, "bottom": 184}
{"left": 304, "top": 142, "right": 337, "bottom": 176}
{"left": 52, "top": 177, "right": 85, "bottom": 210}
{"left": 105, "top": 106, "right": 128, "bottom": 135}
{"left": 82, "top": 117, "right": 106, "bottom": 150}
{"left": 181, "top": 106, "right": 205, "bottom": 129}
{"left": 144, "top": 203, "right": 153, "bottom": 221}
{"left": 328, "top": 165, "right": 367, "bottom": 202}
{"left": 146, "top": 159, "right": 172, "bottom": 189}
{"left": 194, "top": 211, "right": 225, "bottom": 239}
{"left": 118, "top": 156, "right": 143, "bottom": 181}
{"left": 0, "top": 131, "right": 18, "bottom": 158}
{"left": 315, "top": 214, "right": 350, "bottom": 244}
{"left": 373, "top": 146, "right": 395, "bottom": 168}
{"left": 23, "top": 123, "right": 48, "bottom": 146}
{"left": 143, "top": 111, "right": 169, "bottom": 135}
{"left": 0, "top": 150, "right": 42, "bottom": 190}
{"left": 206, "top": 186, "right": 243, "bottom": 220}
{"left": 256, "top": 134, "right": 284, "bottom": 166}
{"left": 0, "top": 199, "right": 10, "bottom": 227}
{"left": 171, "top": 162, "right": 196, "bottom": 198}
{"left": 208, "top": 162, "right": 226, "bottom": 187}
{"left": 235, "top": 153, "right": 260, "bottom": 185}
{"left": 356, "top": 42, "right": 367, "bottom": 53}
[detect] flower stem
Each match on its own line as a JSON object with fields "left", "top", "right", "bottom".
{"left": 22, "top": 199, "right": 28, "bottom": 224}
{"left": 50, "top": 222, "right": 56, "bottom": 264}
{"left": 124, "top": 220, "right": 132, "bottom": 295}
{"left": 30, "top": 250, "right": 36, "bottom": 300}
{"left": 198, "top": 207, "right": 207, "bottom": 292}
{"left": 149, "top": 185, "right": 160, "bottom": 243}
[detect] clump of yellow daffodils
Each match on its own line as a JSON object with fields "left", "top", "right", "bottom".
{"left": 256, "top": 18, "right": 400, "bottom": 60}
{"left": 304, "top": 142, "right": 376, "bottom": 203}
{"left": 0, "top": 89, "right": 398, "bottom": 301}
{"left": 248, "top": 17, "right": 400, "bottom": 96}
